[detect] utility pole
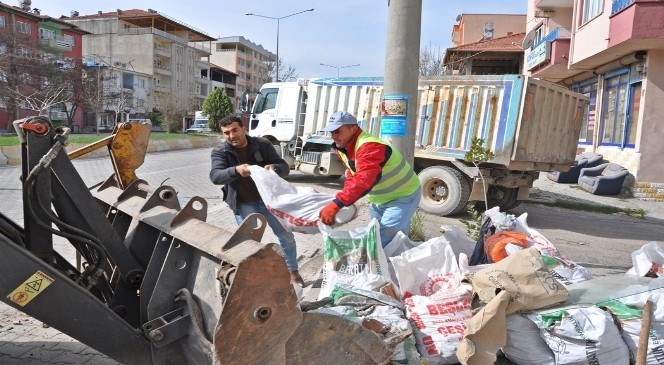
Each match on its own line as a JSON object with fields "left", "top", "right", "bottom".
{"left": 382, "top": 0, "right": 422, "bottom": 165}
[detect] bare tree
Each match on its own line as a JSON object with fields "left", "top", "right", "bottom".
{"left": 80, "top": 64, "right": 112, "bottom": 134}
{"left": 250, "top": 57, "right": 298, "bottom": 91}
{"left": 420, "top": 43, "right": 445, "bottom": 77}
{"left": 0, "top": 25, "right": 82, "bottom": 129}
{"left": 155, "top": 93, "right": 195, "bottom": 133}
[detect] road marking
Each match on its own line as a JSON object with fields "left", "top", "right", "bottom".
{"left": 7, "top": 271, "right": 54, "bottom": 307}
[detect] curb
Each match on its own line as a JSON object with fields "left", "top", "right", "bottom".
{"left": 0, "top": 136, "right": 220, "bottom": 166}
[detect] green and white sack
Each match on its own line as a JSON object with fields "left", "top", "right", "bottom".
{"left": 318, "top": 219, "right": 390, "bottom": 300}
{"left": 531, "top": 306, "right": 629, "bottom": 365}
{"left": 600, "top": 289, "right": 664, "bottom": 364}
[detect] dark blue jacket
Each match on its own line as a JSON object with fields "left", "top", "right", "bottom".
{"left": 209, "top": 135, "right": 289, "bottom": 213}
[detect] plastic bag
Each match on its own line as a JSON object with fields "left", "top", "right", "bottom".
{"left": 627, "top": 241, "right": 664, "bottom": 277}
{"left": 502, "top": 314, "right": 555, "bottom": 365}
{"left": 248, "top": 165, "right": 356, "bottom": 233}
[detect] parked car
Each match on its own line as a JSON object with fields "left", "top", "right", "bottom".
{"left": 186, "top": 119, "right": 212, "bottom": 133}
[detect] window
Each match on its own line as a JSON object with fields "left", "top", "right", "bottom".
{"left": 39, "top": 28, "right": 55, "bottom": 40}
{"left": 64, "top": 35, "right": 75, "bottom": 46}
{"left": 17, "top": 21, "right": 31, "bottom": 34}
{"left": 0, "top": 15, "right": 5, "bottom": 28}
{"left": 582, "top": 0, "right": 603, "bottom": 24}
{"left": 253, "top": 87, "right": 278, "bottom": 115}
{"left": 572, "top": 79, "right": 598, "bottom": 145}
{"left": 600, "top": 71, "right": 629, "bottom": 146}
{"left": 0, "top": 43, "right": 6, "bottom": 54}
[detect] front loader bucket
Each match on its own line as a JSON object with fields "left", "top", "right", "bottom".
{"left": 1, "top": 118, "right": 393, "bottom": 365}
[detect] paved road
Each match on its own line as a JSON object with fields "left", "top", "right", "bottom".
{"left": 1, "top": 148, "right": 663, "bottom": 364}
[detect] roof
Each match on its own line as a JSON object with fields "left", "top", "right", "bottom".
{"left": 214, "top": 36, "right": 276, "bottom": 59}
{"left": 61, "top": 8, "right": 213, "bottom": 42}
{"left": 447, "top": 32, "right": 525, "bottom": 52}
{"left": 0, "top": 1, "right": 90, "bottom": 34}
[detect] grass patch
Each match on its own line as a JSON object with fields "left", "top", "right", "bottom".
{"left": 530, "top": 199, "right": 646, "bottom": 218}
{"left": 0, "top": 132, "right": 214, "bottom": 147}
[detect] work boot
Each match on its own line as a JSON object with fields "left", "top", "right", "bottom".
{"left": 289, "top": 270, "right": 305, "bottom": 287}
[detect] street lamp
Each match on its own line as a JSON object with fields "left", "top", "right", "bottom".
{"left": 319, "top": 63, "right": 360, "bottom": 78}
{"left": 246, "top": 8, "right": 314, "bottom": 82}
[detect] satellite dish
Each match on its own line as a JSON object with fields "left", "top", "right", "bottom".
{"left": 522, "top": 28, "right": 537, "bottom": 50}
{"left": 455, "top": 14, "right": 462, "bottom": 22}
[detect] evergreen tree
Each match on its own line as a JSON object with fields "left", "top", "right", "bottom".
{"left": 202, "top": 88, "right": 233, "bottom": 131}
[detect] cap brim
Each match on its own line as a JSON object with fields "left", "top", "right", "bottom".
{"left": 321, "top": 123, "right": 343, "bottom": 132}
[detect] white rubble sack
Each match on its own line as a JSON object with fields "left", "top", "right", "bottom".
{"left": 249, "top": 165, "right": 356, "bottom": 233}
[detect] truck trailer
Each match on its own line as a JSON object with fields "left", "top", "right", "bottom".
{"left": 247, "top": 75, "right": 588, "bottom": 215}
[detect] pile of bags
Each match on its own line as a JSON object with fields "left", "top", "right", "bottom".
{"left": 247, "top": 168, "right": 664, "bottom": 364}
{"left": 306, "top": 207, "right": 664, "bottom": 365}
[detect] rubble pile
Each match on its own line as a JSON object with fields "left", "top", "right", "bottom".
{"left": 302, "top": 207, "right": 664, "bottom": 365}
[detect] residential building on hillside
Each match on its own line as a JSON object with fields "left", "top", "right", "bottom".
{"left": 452, "top": 14, "right": 526, "bottom": 47}
{"left": 525, "top": 0, "right": 664, "bottom": 197}
{"left": 59, "top": 8, "right": 214, "bottom": 128}
{"left": 444, "top": 32, "right": 525, "bottom": 75}
{"left": 0, "top": 1, "right": 87, "bottom": 131}
{"left": 205, "top": 36, "right": 275, "bottom": 111}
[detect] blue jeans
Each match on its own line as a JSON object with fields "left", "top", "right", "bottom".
{"left": 234, "top": 201, "right": 299, "bottom": 272}
{"left": 369, "top": 186, "right": 422, "bottom": 248}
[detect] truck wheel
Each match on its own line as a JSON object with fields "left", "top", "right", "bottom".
{"left": 473, "top": 186, "right": 519, "bottom": 212}
{"left": 418, "top": 166, "right": 470, "bottom": 216}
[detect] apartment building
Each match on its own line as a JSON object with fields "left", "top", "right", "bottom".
{"left": 206, "top": 36, "right": 275, "bottom": 111}
{"left": 60, "top": 9, "right": 214, "bottom": 122}
{"left": 0, "top": 1, "right": 87, "bottom": 130}
{"left": 526, "top": 0, "right": 664, "bottom": 198}
{"left": 452, "top": 14, "right": 526, "bottom": 47}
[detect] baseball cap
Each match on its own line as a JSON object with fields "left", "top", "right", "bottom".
{"left": 321, "top": 111, "right": 357, "bottom": 132}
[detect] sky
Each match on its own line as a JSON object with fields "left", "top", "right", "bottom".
{"left": 33, "top": 0, "right": 526, "bottom": 78}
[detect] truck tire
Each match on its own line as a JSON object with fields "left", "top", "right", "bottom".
{"left": 473, "top": 186, "right": 519, "bottom": 212}
{"left": 418, "top": 166, "right": 470, "bottom": 216}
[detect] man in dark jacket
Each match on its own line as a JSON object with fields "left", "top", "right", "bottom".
{"left": 209, "top": 116, "right": 303, "bottom": 286}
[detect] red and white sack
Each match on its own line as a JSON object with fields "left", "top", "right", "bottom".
{"left": 403, "top": 286, "right": 473, "bottom": 364}
{"left": 389, "top": 235, "right": 461, "bottom": 297}
{"left": 390, "top": 236, "right": 471, "bottom": 364}
{"left": 531, "top": 306, "right": 630, "bottom": 365}
{"left": 248, "top": 165, "right": 356, "bottom": 233}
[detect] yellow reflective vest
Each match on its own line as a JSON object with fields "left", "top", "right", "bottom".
{"left": 338, "top": 131, "right": 420, "bottom": 205}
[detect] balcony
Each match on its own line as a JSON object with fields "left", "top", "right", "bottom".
{"left": 609, "top": 0, "right": 664, "bottom": 49}
{"left": 535, "top": 0, "right": 573, "bottom": 8}
{"left": 39, "top": 36, "right": 73, "bottom": 52}
{"left": 154, "top": 65, "right": 172, "bottom": 76}
{"left": 527, "top": 28, "right": 575, "bottom": 82}
{"left": 154, "top": 45, "right": 171, "bottom": 58}
{"left": 120, "top": 27, "right": 211, "bottom": 55}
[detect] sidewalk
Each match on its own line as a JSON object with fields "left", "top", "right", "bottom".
{"left": 529, "top": 172, "right": 664, "bottom": 221}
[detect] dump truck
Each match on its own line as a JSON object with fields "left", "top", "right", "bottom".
{"left": 247, "top": 75, "right": 588, "bottom": 215}
{"left": 0, "top": 117, "right": 396, "bottom": 364}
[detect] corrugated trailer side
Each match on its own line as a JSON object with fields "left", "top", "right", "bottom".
{"left": 350, "top": 75, "right": 587, "bottom": 172}
{"left": 302, "top": 78, "right": 384, "bottom": 137}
